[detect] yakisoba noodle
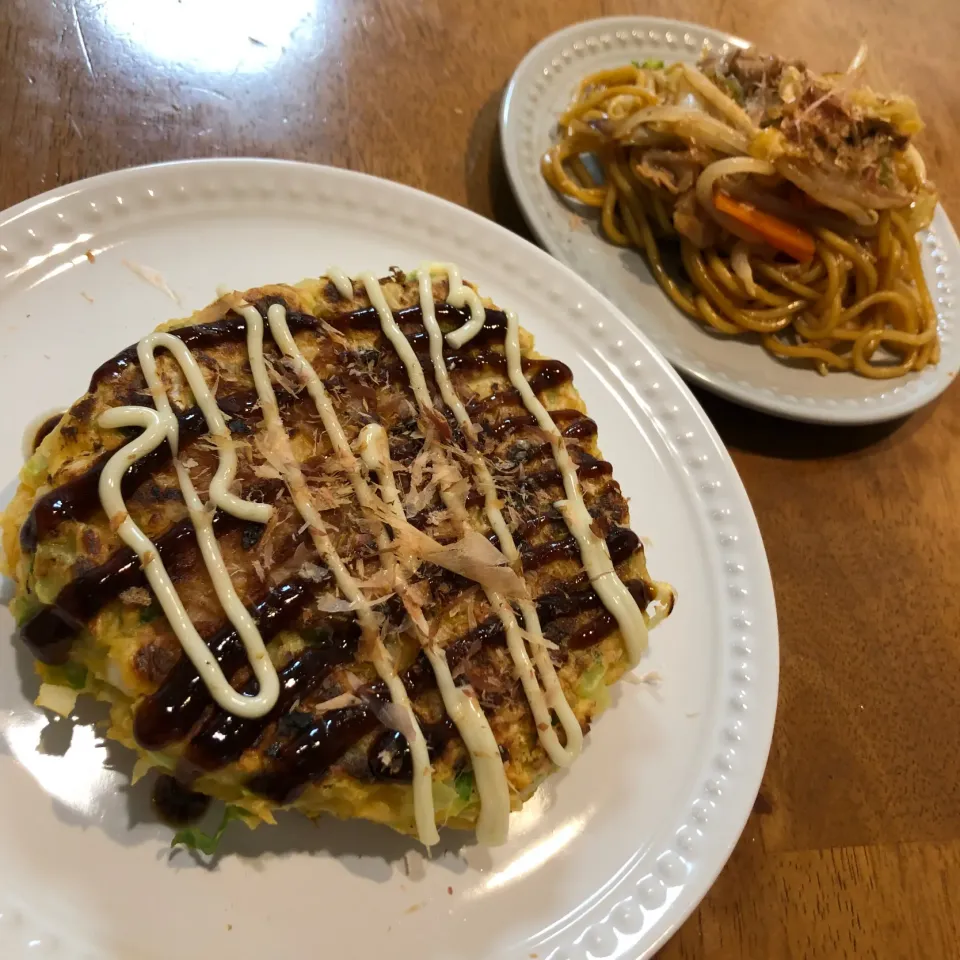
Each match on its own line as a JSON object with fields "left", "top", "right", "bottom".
{"left": 542, "top": 51, "right": 940, "bottom": 377}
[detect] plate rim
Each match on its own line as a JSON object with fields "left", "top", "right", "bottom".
{"left": 0, "top": 158, "right": 779, "bottom": 959}
{"left": 498, "top": 14, "right": 960, "bottom": 425}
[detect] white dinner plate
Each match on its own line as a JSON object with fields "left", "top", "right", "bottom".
{"left": 500, "top": 16, "right": 960, "bottom": 424}
{"left": 0, "top": 159, "right": 778, "bottom": 960}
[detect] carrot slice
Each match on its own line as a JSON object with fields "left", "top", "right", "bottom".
{"left": 714, "top": 191, "right": 816, "bottom": 262}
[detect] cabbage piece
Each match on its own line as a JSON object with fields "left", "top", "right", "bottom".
{"left": 577, "top": 659, "right": 611, "bottom": 711}
{"left": 35, "top": 683, "right": 79, "bottom": 717}
{"left": 20, "top": 453, "right": 48, "bottom": 489}
{"left": 849, "top": 89, "right": 923, "bottom": 137}
{"left": 10, "top": 593, "right": 43, "bottom": 626}
{"left": 455, "top": 769, "right": 475, "bottom": 802}
{"left": 433, "top": 774, "right": 479, "bottom": 822}
{"left": 750, "top": 128, "right": 792, "bottom": 163}
{"left": 171, "top": 804, "right": 248, "bottom": 855}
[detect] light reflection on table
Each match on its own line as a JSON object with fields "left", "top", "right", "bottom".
{"left": 91, "top": 0, "right": 316, "bottom": 74}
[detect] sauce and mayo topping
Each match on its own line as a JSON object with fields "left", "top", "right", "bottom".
{"left": 24, "top": 266, "right": 654, "bottom": 846}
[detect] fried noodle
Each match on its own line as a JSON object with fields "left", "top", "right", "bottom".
{"left": 542, "top": 53, "right": 939, "bottom": 376}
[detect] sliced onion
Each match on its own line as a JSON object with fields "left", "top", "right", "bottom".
{"left": 695, "top": 157, "right": 777, "bottom": 213}
{"left": 776, "top": 162, "right": 883, "bottom": 224}
{"left": 904, "top": 144, "right": 927, "bottom": 182}
{"left": 679, "top": 63, "right": 758, "bottom": 135}
{"left": 731, "top": 242, "right": 758, "bottom": 297}
{"left": 614, "top": 107, "right": 750, "bottom": 155}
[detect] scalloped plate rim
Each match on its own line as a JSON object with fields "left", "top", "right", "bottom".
{"left": 0, "top": 158, "right": 779, "bottom": 960}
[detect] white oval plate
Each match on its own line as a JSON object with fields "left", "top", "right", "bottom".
{"left": 0, "top": 160, "right": 777, "bottom": 960}
{"left": 500, "top": 15, "right": 960, "bottom": 424}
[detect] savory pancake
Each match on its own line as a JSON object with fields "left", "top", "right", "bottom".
{"left": 2, "top": 265, "right": 673, "bottom": 848}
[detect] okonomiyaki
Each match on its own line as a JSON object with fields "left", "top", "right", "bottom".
{"left": 2, "top": 265, "right": 674, "bottom": 848}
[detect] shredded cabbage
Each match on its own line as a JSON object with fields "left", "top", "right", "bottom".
{"left": 433, "top": 775, "right": 478, "bottom": 822}
{"left": 849, "top": 90, "right": 923, "bottom": 137}
{"left": 171, "top": 804, "right": 249, "bottom": 855}
{"left": 35, "top": 683, "right": 78, "bottom": 717}
{"left": 33, "top": 572, "right": 70, "bottom": 605}
{"left": 10, "top": 593, "right": 42, "bottom": 626}
{"left": 41, "top": 662, "right": 89, "bottom": 691}
{"left": 577, "top": 659, "right": 611, "bottom": 710}
{"left": 20, "top": 453, "right": 48, "bottom": 489}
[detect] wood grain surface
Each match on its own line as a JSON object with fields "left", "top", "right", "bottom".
{"left": 2, "top": 0, "right": 959, "bottom": 957}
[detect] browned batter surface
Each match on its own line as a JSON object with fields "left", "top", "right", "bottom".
{"left": 2, "top": 270, "right": 671, "bottom": 836}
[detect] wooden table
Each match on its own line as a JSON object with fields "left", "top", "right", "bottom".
{"left": 2, "top": 1, "right": 959, "bottom": 956}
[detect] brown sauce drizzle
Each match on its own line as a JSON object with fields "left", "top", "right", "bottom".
{"left": 461, "top": 578, "right": 650, "bottom": 655}
{"left": 528, "top": 360, "right": 572, "bottom": 393}
{"left": 249, "top": 706, "right": 378, "bottom": 803}
{"left": 329, "top": 303, "right": 507, "bottom": 336}
{"left": 17, "top": 287, "right": 654, "bottom": 809}
{"left": 555, "top": 412, "right": 597, "bottom": 440}
{"left": 462, "top": 460, "right": 612, "bottom": 511}
{"left": 538, "top": 578, "right": 649, "bottom": 629}
{"left": 130, "top": 525, "right": 640, "bottom": 791}
{"left": 20, "top": 396, "right": 258, "bottom": 553}
{"left": 488, "top": 410, "right": 596, "bottom": 443}
{"left": 21, "top": 396, "right": 593, "bottom": 555}
{"left": 249, "top": 565, "right": 647, "bottom": 802}
{"left": 23, "top": 304, "right": 530, "bottom": 557}
{"left": 519, "top": 525, "right": 636, "bottom": 574}
{"left": 87, "top": 302, "right": 499, "bottom": 391}
{"left": 400, "top": 323, "right": 504, "bottom": 356}
{"left": 439, "top": 350, "right": 570, "bottom": 392}
{"left": 368, "top": 717, "right": 457, "bottom": 781}
{"left": 245, "top": 650, "right": 440, "bottom": 804}
{"left": 31, "top": 413, "right": 65, "bottom": 454}
{"left": 87, "top": 306, "right": 320, "bottom": 391}
{"left": 133, "top": 577, "right": 320, "bottom": 751}
{"left": 21, "top": 512, "right": 240, "bottom": 665}
{"left": 180, "top": 627, "right": 360, "bottom": 774}
{"left": 568, "top": 581, "right": 652, "bottom": 649}
{"left": 152, "top": 773, "right": 211, "bottom": 826}
{"left": 461, "top": 535, "right": 642, "bottom": 652}
{"left": 465, "top": 387, "right": 524, "bottom": 417}
{"left": 21, "top": 436, "right": 629, "bottom": 667}
{"left": 527, "top": 458, "right": 612, "bottom": 485}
